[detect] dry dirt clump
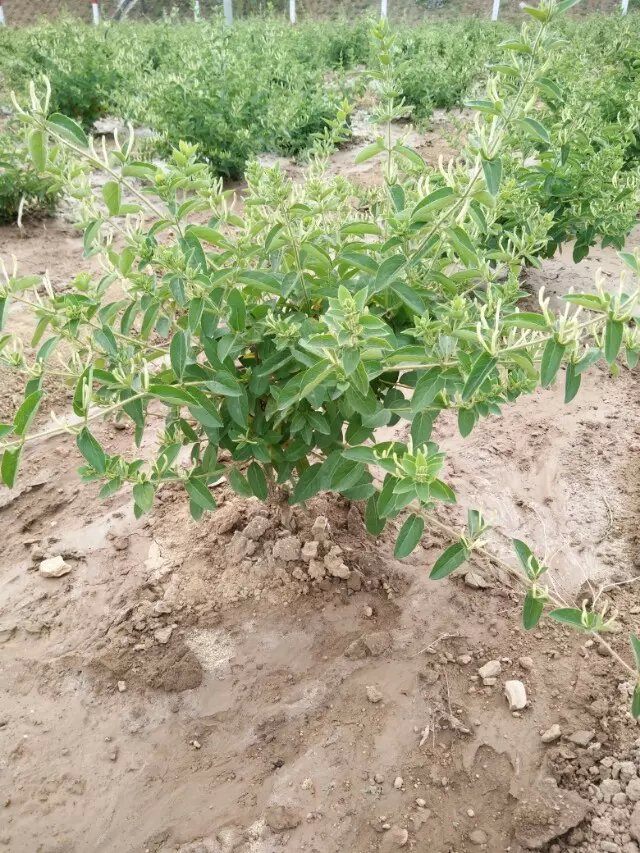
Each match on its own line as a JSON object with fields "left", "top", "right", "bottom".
{"left": 88, "top": 486, "right": 406, "bottom": 692}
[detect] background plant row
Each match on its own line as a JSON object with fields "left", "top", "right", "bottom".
{"left": 1, "top": 12, "right": 639, "bottom": 179}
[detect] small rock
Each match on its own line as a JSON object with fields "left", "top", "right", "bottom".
{"left": 627, "top": 778, "right": 640, "bottom": 803}
{"left": 514, "top": 778, "right": 589, "bottom": 849}
{"left": 416, "top": 798, "right": 426, "bottom": 808}
{"left": 567, "top": 730, "right": 595, "bottom": 748}
{"left": 273, "top": 536, "right": 301, "bottom": 563}
{"left": 394, "top": 776, "right": 404, "bottom": 789}
{"left": 541, "top": 724, "right": 562, "bottom": 744}
{"left": 600, "top": 779, "right": 622, "bottom": 803}
{"left": 39, "top": 556, "right": 70, "bottom": 578}
{"left": 216, "top": 826, "right": 245, "bottom": 853}
{"left": 347, "top": 570, "right": 363, "bottom": 591}
{"left": 265, "top": 805, "right": 302, "bottom": 833}
{"left": 469, "top": 829, "right": 488, "bottom": 846}
{"left": 154, "top": 625, "right": 173, "bottom": 644}
{"left": 518, "top": 656, "right": 534, "bottom": 670}
{"left": 345, "top": 638, "right": 367, "bottom": 659}
{"left": 152, "top": 601, "right": 172, "bottom": 616}
{"left": 243, "top": 516, "right": 271, "bottom": 541}
{"left": 478, "top": 660, "right": 501, "bottom": 679}
{"left": 464, "top": 571, "right": 490, "bottom": 589}
{"left": 457, "top": 655, "right": 472, "bottom": 666}
{"left": 117, "top": 681, "right": 127, "bottom": 693}
{"left": 504, "top": 680, "right": 527, "bottom": 711}
{"left": 301, "top": 778, "right": 314, "bottom": 791}
{"left": 482, "top": 677, "right": 497, "bottom": 687}
{"left": 301, "top": 541, "right": 319, "bottom": 562}
{"left": 324, "top": 545, "right": 349, "bottom": 578}
{"left": 363, "top": 631, "right": 392, "bottom": 657}
{"left": 384, "top": 825, "right": 408, "bottom": 848}
{"left": 632, "top": 803, "right": 640, "bottom": 844}
{"left": 311, "top": 516, "right": 330, "bottom": 544}
{"left": 361, "top": 681, "right": 383, "bottom": 704}
{"left": 374, "top": 773, "right": 385, "bottom": 784}
{"left": 211, "top": 503, "right": 242, "bottom": 535}
{"left": 307, "top": 559, "right": 325, "bottom": 581}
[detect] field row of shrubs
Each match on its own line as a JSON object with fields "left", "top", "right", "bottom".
{"left": 1, "top": 11, "right": 639, "bottom": 223}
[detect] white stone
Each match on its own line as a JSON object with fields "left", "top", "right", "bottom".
{"left": 154, "top": 625, "right": 173, "bottom": 644}
{"left": 541, "top": 724, "right": 562, "bottom": 744}
{"left": 366, "top": 685, "right": 383, "bottom": 704}
{"left": 627, "top": 778, "right": 640, "bottom": 803}
{"left": 504, "top": 680, "right": 527, "bottom": 710}
{"left": 39, "top": 555, "right": 70, "bottom": 578}
{"left": 478, "top": 660, "right": 501, "bottom": 679}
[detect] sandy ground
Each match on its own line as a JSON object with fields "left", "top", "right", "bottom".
{"left": 1, "top": 133, "right": 640, "bottom": 853}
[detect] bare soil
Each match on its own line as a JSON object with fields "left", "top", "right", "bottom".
{"left": 1, "top": 132, "right": 640, "bottom": 853}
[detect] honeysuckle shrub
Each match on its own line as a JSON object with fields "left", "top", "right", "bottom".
{"left": 2, "top": 2, "right": 640, "bottom": 712}
{"left": 0, "top": 120, "right": 60, "bottom": 224}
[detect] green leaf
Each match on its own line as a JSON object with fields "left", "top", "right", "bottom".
{"left": 518, "top": 116, "right": 550, "bottom": 143}
{"left": 411, "top": 411, "right": 433, "bottom": 445}
{"left": 630, "top": 633, "right": 640, "bottom": 671}
{"left": 148, "top": 384, "right": 195, "bottom": 406}
{"left": 394, "top": 144, "right": 425, "bottom": 170}
{"left": 13, "top": 390, "right": 43, "bottom": 437}
{"left": 170, "top": 331, "right": 188, "bottom": 379}
{"left": 391, "top": 282, "right": 424, "bottom": 315}
{"left": 290, "top": 463, "right": 324, "bottom": 504}
{"left": 73, "top": 367, "right": 93, "bottom": 417}
{"left": 28, "top": 129, "right": 47, "bottom": 171}
{"left": 482, "top": 158, "right": 502, "bottom": 196}
{"left": 430, "top": 540, "right": 469, "bottom": 579}
{"left": 365, "top": 494, "right": 385, "bottom": 536}
{"left": 522, "top": 590, "right": 544, "bottom": 630}
{"left": 354, "top": 139, "right": 384, "bottom": 164}
{"left": 47, "top": 113, "right": 89, "bottom": 148}
{"left": 632, "top": 684, "right": 640, "bottom": 721}
{"left": 76, "top": 428, "right": 106, "bottom": 474}
{"left": 412, "top": 368, "right": 444, "bottom": 411}
{"left": 564, "top": 362, "right": 581, "bottom": 403}
{"left": 377, "top": 475, "right": 398, "bottom": 518}
{"left": 605, "top": 319, "right": 623, "bottom": 366}
{"left": 1, "top": 447, "right": 21, "bottom": 488}
{"left": 394, "top": 513, "right": 424, "bottom": 559}
{"left": 540, "top": 338, "right": 566, "bottom": 388}
{"left": 430, "top": 479, "right": 456, "bottom": 504}
{"left": 133, "top": 482, "right": 155, "bottom": 514}
{"left": 513, "top": 538, "right": 537, "bottom": 579}
{"left": 228, "top": 289, "right": 246, "bottom": 332}
{"left": 228, "top": 467, "right": 253, "bottom": 498}
{"left": 548, "top": 608, "right": 586, "bottom": 629}
{"left": 458, "top": 408, "right": 476, "bottom": 437}
{"left": 247, "top": 462, "right": 268, "bottom": 501}
{"left": 185, "top": 478, "right": 217, "bottom": 511}
{"left": 556, "top": 0, "right": 582, "bottom": 12}
{"left": 462, "top": 353, "right": 497, "bottom": 402}
{"left": 102, "top": 181, "right": 122, "bottom": 216}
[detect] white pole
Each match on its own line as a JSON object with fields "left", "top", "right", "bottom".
{"left": 0, "top": 2, "right": 5, "bottom": 26}
{"left": 491, "top": 0, "right": 500, "bottom": 20}
{"left": 91, "top": 1, "right": 101, "bottom": 24}
{"left": 621, "top": 0, "right": 629, "bottom": 14}
{"left": 223, "top": 0, "right": 233, "bottom": 24}
{"left": 380, "top": 0, "right": 387, "bottom": 17}
{"left": 194, "top": 0, "right": 201, "bottom": 18}
{"left": 289, "top": 0, "right": 296, "bottom": 23}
